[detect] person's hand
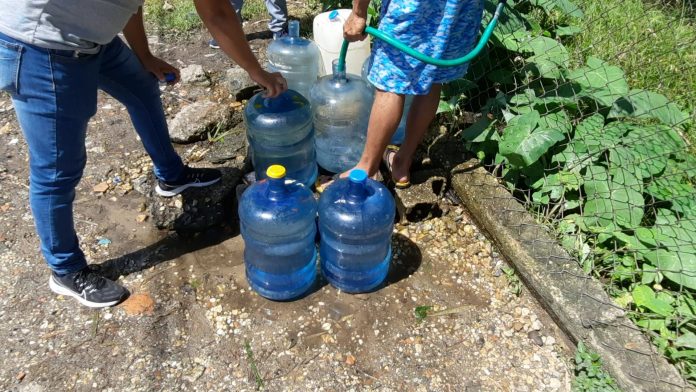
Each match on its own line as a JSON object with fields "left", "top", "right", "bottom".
{"left": 250, "top": 68, "right": 288, "bottom": 98}
{"left": 344, "top": 12, "right": 367, "bottom": 42}
{"left": 141, "top": 54, "right": 180, "bottom": 84}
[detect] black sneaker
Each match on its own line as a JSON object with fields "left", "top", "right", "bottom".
{"left": 208, "top": 39, "right": 220, "bottom": 49}
{"left": 155, "top": 166, "right": 222, "bottom": 197}
{"left": 49, "top": 266, "right": 129, "bottom": 308}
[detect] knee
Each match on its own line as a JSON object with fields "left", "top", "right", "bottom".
{"left": 29, "top": 156, "right": 86, "bottom": 194}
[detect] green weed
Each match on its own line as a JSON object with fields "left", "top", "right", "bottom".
{"left": 502, "top": 266, "right": 522, "bottom": 296}
{"left": 414, "top": 305, "right": 433, "bottom": 322}
{"left": 572, "top": 342, "right": 621, "bottom": 391}
{"left": 244, "top": 340, "right": 264, "bottom": 390}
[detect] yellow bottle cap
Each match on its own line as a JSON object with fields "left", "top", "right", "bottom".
{"left": 266, "top": 165, "right": 286, "bottom": 179}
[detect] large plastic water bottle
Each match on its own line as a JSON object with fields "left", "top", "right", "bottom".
{"left": 361, "top": 56, "right": 412, "bottom": 145}
{"left": 310, "top": 60, "right": 373, "bottom": 173}
{"left": 318, "top": 169, "right": 395, "bottom": 293}
{"left": 239, "top": 165, "right": 318, "bottom": 300}
{"left": 313, "top": 9, "right": 371, "bottom": 77}
{"left": 244, "top": 89, "right": 317, "bottom": 187}
{"left": 267, "top": 20, "right": 320, "bottom": 99}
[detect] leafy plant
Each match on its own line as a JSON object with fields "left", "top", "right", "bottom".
{"left": 441, "top": 0, "right": 696, "bottom": 384}
{"left": 572, "top": 342, "right": 621, "bottom": 391}
{"left": 414, "top": 305, "right": 433, "bottom": 322}
{"left": 502, "top": 266, "right": 523, "bottom": 296}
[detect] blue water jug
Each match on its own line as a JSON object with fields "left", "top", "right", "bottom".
{"left": 310, "top": 60, "right": 373, "bottom": 174}
{"left": 244, "top": 89, "right": 318, "bottom": 187}
{"left": 361, "top": 56, "right": 412, "bottom": 145}
{"left": 267, "top": 20, "right": 321, "bottom": 99}
{"left": 318, "top": 169, "right": 395, "bottom": 292}
{"left": 239, "top": 165, "right": 318, "bottom": 300}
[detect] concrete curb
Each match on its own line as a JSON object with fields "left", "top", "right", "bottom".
{"left": 450, "top": 159, "right": 688, "bottom": 391}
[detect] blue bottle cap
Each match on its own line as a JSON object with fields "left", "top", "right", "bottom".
{"left": 164, "top": 72, "right": 176, "bottom": 83}
{"left": 349, "top": 169, "right": 368, "bottom": 184}
{"left": 329, "top": 10, "right": 339, "bottom": 20}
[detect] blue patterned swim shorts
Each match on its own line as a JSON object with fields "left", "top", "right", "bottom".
{"left": 367, "top": 0, "right": 484, "bottom": 95}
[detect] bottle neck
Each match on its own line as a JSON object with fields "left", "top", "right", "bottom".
{"left": 266, "top": 177, "right": 287, "bottom": 199}
{"left": 288, "top": 20, "right": 300, "bottom": 39}
{"left": 346, "top": 180, "right": 368, "bottom": 203}
{"left": 331, "top": 60, "right": 347, "bottom": 83}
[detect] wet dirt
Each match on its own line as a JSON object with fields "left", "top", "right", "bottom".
{"left": 0, "top": 24, "right": 572, "bottom": 392}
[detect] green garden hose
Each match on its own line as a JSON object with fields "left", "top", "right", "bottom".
{"left": 336, "top": 0, "right": 507, "bottom": 72}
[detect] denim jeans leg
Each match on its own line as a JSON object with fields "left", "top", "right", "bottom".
{"left": 265, "top": 0, "right": 288, "bottom": 33}
{"left": 96, "top": 38, "right": 183, "bottom": 182}
{"left": 4, "top": 35, "right": 100, "bottom": 274}
{"left": 230, "top": 0, "right": 244, "bottom": 20}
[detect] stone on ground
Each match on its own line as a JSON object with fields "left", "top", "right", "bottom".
{"left": 224, "top": 67, "right": 257, "bottom": 99}
{"left": 180, "top": 64, "right": 209, "bottom": 86}
{"left": 168, "top": 100, "right": 240, "bottom": 143}
{"left": 394, "top": 169, "right": 447, "bottom": 222}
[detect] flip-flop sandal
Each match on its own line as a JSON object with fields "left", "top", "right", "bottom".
{"left": 315, "top": 173, "right": 340, "bottom": 194}
{"left": 382, "top": 145, "right": 411, "bottom": 189}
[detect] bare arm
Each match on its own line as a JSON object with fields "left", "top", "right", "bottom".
{"left": 194, "top": 0, "right": 286, "bottom": 97}
{"left": 344, "top": 0, "right": 371, "bottom": 41}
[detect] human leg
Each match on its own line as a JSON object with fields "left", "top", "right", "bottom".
{"left": 387, "top": 84, "right": 442, "bottom": 184}
{"left": 230, "top": 0, "right": 244, "bottom": 19}
{"left": 97, "top": 38, "right": 220, "bottom": 196}
{"left": 265, "top": 0, "right": 288, "bottom": 35}
{"left": 1, "top": 33, "right": 129, "bottom": 307}
{"left": 2, "top": 34, "right": 99, "bottom": 275}
{"left": 350, "top": 90, "right": 404, "bottom": 178}
{"left": 97, "top": 38, "right": 184, "bottom": 181}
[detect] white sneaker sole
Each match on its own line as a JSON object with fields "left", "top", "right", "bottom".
{"left": 155, "top": 177, "right": 221, "bottom": 197}
{"left": 49, "top": 276, "right": 121, "bottom": 308}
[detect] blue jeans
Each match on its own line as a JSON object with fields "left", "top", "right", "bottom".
{"left": 0, "top": 33, "right": 184, "bottom": 275}
{"left": 231, "top": 0, "right": 288, "bottom": 33}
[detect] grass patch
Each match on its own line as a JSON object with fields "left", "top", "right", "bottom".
{"left": 241, "top": 0, "right": 268, "bottom": 20}
{"left": 571, "top": 0, "right": 696, "bottom": 142}
{"left": 143, "top": 0, "right": 201, "bottom": 34}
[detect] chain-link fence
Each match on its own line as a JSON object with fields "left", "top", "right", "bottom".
{"left": 442, "top": 0, "right": 696, "bottom": 386}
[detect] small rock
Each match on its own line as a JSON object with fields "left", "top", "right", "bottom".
{"left": 345, "top": 354, "right": 356, "bottom": 366}
{"left": 168, "top": 100, "right": 238, "bottom": 144}
{"left": 162, "top": 0, "right": 174, "bottom": 11}
{"left": 183, "top": 365, "right": 206, "bottom": 383}
{"left": 120, "top": 293, "right": 155, "bottom": 315}
{"left": 132, "top": 176, "right": 151, "bottom": 196}
{"left": 528, "top": 330, "right": 544, "bottom": 347}
{"left": 544, "top": 335, "right": 556, "bottom": 346}
{"left": 180, "top": 64, "right": 209, "bottom": 85}
{"left": 93, "top": 182, "right": 109, "bottom": 193}
{"left": 224, "top": 67, "right": 257, "bottom": 98}
{"left": 513, "top": 322, "right": 524, "bottom": 332}
{"left": 136, "top": 214, "right": 148, "bottom": 223}
{"left": 531, "top": 319, "right": 543, "bottom": 331}
{"left": 548, "top": 378, "right": 561, "bottom": 389}
{"left": 16, "top": 371, "right": 26, "bottom": 382}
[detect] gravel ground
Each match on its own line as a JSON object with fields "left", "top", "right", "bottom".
{"left": 0, "top": 28, "right": 572, "bottom": 391}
